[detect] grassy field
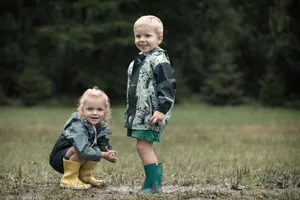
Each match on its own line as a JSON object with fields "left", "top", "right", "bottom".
{"left": 0, "top": 105, "right": 300, "bottom": 200}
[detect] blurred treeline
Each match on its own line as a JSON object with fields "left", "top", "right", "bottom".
{"left": 1, "top": 0, "right": 300, "bottom": 107}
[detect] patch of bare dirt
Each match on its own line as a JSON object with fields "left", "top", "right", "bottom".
{"left": 6, "top": 184, "right": 299, "bottom": 200}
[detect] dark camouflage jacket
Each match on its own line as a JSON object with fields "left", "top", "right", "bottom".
{"left": 125, "top": 47, "right": 176, "bottom": 133}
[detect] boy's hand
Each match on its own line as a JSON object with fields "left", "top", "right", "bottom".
{"left": 150, "top": 111, "right": 165, "bottom": 125}
{"left": 104, "top": 146, "right": 117, "bottom": 163}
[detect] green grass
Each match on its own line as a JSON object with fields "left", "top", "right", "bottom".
{"left": 0, "top": 105, "right": 300, "bottom": 199}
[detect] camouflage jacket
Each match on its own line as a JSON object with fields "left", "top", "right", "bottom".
{"left": 125, "top": 47, "right": 176, "bottom": 133}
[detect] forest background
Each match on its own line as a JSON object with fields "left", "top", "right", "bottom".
{"left": 1, "top": 0, "right": 300, "bottom": 108}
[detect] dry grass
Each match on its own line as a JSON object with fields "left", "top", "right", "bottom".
{"left": 0, "top": 105, "right": 300, "bottom": 199}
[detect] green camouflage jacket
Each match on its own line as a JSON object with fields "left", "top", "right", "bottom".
{"left": 125, "top": 47, "right": 176, "bottom": 133}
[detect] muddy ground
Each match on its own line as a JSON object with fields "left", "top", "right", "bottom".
{"left": 4, "top": 184, "right": 300, "bottom": 200}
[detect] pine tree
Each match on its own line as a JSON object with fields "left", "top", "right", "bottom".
{"left": 200, "top": 0, "right": 244, "bottom": 105}
{"left": 201, "top": 52, "right": 244, "bottom": 105}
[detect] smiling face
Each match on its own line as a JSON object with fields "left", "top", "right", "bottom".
{"left": 82, "top": 96, "right": 106, "bottom": 126}
{"left": 134, "top": 26, "right": 162, "bottom": 53}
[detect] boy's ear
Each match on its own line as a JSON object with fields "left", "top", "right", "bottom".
{"left": 157, "top": 34, "right": 163, "bottom": 45}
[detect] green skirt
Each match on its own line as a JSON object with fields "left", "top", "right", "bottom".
{"left": 127, "top": 129, "right": 160, "bottom": 142}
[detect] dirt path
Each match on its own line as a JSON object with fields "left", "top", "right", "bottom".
{"left": 6, "top": 184, "right": 297, "bottom": 200}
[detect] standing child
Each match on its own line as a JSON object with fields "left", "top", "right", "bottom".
{"left": 125, "top": 15, "right": 176, "bottom": 193}
{"left": 50, "top": 86, "right": 117, "bottom": 189}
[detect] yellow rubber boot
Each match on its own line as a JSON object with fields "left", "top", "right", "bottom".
{"left": 79, "top": 161, "right": 106, "bottom": 186}
{"left": 60, "top": 159, "right": 91, "bottom": 189}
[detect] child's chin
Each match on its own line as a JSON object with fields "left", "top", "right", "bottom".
{"left": 89, "top": 120, "right": 100, "bottom": 125}
{"left": 139, "top": 47, "right": 149, "bottom": 52}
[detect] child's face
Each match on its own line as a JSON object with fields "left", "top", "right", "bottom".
{"left": 134, "top": 26, "right": 162, "bottom": 52}
{"left": 82, "top": 96, "right": 106, "bottom": 126}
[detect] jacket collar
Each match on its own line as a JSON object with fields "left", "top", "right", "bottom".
{"left": 139, "top": 46, "right": 164, "bottom": 57}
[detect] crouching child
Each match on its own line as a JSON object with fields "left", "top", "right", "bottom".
{"left": 49, "top": 86, "right": 117, "bottom": 189}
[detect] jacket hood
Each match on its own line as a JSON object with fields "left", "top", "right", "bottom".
{"left": 64, "top": 112, "right": 80, "bottom": 130}
{"left": 64, "top": 112, "right": 112, "bottom": 137}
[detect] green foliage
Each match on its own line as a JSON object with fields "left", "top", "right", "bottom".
{"left": 197, "top": 0, "right": 244, "bottom": 105}
{"left": 18, "top": 66, "right": 53, "bottom": 106}
{"left": 1, "top": 0, "right": 300, "bottom": 107}
{"left": 0, "top": 85, "right": 4, "bottom": 104}
{"left": 35, "top": 0, "right": 134, "bottom": 100}
{"left": 259, "top": 67, "right": 285, "bottom": 106}
{"left": 201, "top": 62, "right": 244, "bottom": 105}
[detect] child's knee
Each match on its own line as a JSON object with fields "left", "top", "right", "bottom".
{"left": 65, "top": 147, "right": 84, "bottom": 162}
{"left": 136, "top": 143, "right": 151, "bottom": 155}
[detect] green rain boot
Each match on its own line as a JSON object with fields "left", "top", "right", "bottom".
{"left": 130, "top": 163, "right": 163, "bottom": 194}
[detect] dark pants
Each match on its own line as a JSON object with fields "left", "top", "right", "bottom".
{"left": 49, "top": 148, "right": 69, "bottom": 174}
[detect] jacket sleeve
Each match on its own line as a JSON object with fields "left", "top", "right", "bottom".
{"left": 64, "top": 121, "right": 101, "bottom": 161}
{"left": 97, "top": 126, "right": 113, "bottom": 151}
{"left": 106, "top": 138, "right": 113, "bottom": 150}
{"left": 97, "top": 136, "right": 113, "bottom": 151}
{"left": 154, "top": 62, "right": 176, "bottom": 114}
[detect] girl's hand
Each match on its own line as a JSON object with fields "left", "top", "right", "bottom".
{"left": 149, "top": 111, "right": 165, "bottom": 125}
{"left": 105, "top": 146, "right": 116, "bottom": 156}
{"left": 104, "top": 146, "right": 117, "bottom": 163}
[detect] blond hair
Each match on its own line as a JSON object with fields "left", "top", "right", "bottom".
{"left": 134, "top": 15, "right": 164, "bottom": 37}
{"left": 77, "top": 86, "right": 111, "bottom": 126}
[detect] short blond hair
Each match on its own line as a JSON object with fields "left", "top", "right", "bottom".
{"left": 134, "top": 15, "right": 163, "bottom": 37}
{"left": 77, "top": 86, "right": 111, "bottom": 126}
